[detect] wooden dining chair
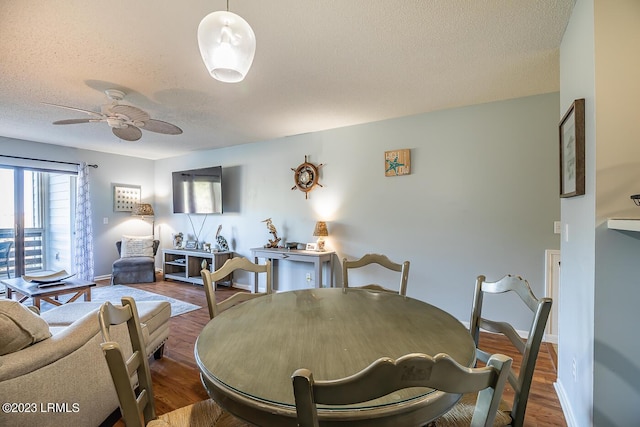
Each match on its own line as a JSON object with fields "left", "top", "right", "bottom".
{"left": 434, "top": 274, "right": 552, "bottom": 427}
{"left": 99, "top": 297, "right": 250, "bottom": 427}
{"left": 342, "top": 253, "right": 410, "bottom": 295}
{"left": 201, "top": 257, "right": 272, "bottom": 319}
{"left": 292, "top": 352, "right": 513, "bottom": 427}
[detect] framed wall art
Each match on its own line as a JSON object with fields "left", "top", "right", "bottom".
{"left": 385, "top": 149, "right": 411, "bottom": 176}
{"left": 113, "top": 184, "right": 141, "bottom": 212}
{"left": 559, "top": 99, "right": 585, "bottom": 198}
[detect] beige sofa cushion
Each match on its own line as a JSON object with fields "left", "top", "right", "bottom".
{"left": 0, "top": 300, "right": 51, "bottom": 356}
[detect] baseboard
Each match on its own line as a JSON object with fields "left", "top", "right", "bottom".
{"left": 554, "top": 380, "right": 577, "bottom": 427}
{"left": 231, "top": 282, "right": 253, "bottom": 292}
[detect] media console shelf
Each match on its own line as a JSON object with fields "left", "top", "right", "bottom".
{"left": 163, "top": 249, "right": 233, "bottom": 286}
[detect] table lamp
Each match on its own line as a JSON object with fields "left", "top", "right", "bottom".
{"left": 132, "top": 203, "right": 155, "bottom": 238}
{"left": 313, "top": 221, "right": 328, "bottom": 251}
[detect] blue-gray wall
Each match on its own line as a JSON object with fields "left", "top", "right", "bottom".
{"left": 155, "top": 93, "right": 560, "bottom": 330}
{"left": 1, "top": 92, "right": 560, "bottom": 334}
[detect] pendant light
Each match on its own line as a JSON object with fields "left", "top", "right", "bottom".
{"left": 197, "top": 0, "right": 256, "bottom": 83}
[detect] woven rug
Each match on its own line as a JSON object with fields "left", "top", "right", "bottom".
{"left": 20, "top": 285, "right": 201, "bottom": 317}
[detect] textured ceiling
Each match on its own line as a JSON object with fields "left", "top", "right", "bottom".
{"left": 0, "top": 1, "right": 574, "bottom": 160}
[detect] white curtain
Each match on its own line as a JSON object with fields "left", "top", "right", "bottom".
{"left": 74, "top": 162, "right": 94, "bottom": 280}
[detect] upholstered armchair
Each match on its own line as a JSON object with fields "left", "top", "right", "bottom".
{"left": 111, "top": 237, "right": 160, "bottom": 285}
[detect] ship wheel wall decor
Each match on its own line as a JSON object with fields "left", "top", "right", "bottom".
{"left": 291, "top": 155, "right": 323, "bottom": 199}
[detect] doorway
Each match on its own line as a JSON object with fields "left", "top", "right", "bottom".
{"left": 0, "top": 166, "right": 76, "bottom": 287}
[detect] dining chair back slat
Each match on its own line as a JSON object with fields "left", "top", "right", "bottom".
{"left": 292, "top": 352, "right": 512, "bottom": 427}
{"left": 433, "top": 275, "right": 552, "bottom": 427}
{"left": 99, "top": 297, "right": 250, "bottom": 427}
{"left": 342, "top": 253, "right": 410, "bottom": 295}
{"left": 201, "top": 257, "right": 272, "bottom": 319}
{"left": 99, "top": 297, "right": 155, "bottom": 427}
{"left": 470, "top": 275, "right": 552, "bottom": 427}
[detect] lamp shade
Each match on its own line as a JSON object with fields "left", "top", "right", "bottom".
{"left": 313, "top": 221, "right": 328, "bottom": 237}
{"left": 132, "top": 203, "right": 154, "bottom": 217}
{"left": 198, "top": 10, "right": 256, "bottom": 83}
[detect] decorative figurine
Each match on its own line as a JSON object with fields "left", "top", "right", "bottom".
{"left": 173, "top": 232, "right": 184, "bottom": 248}
{"left": 262, "top": 218, "right": 281, "bottom": 248}
{"left": 215, "top": 225, "right": 229, "bottom": 251}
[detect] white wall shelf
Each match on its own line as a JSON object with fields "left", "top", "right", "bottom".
{"left": 607, "top": 219, "right": 640, "bottom": 232}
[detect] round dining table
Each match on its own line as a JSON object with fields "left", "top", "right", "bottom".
{"left": 195, "top": 288, "right": 475, "bottom": 427}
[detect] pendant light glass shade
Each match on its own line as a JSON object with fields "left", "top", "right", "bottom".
{"left": 198, "top": 11, "right": 256, "bottom": 83}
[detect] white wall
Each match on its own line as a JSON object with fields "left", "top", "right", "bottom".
{"left": 557, "top": 1, "right": 597, "bottom": 426}
{"left": 559, "top": 1, "right": 640, "bottom": 425}
{"left": 155, "top": 93, "right": 560, "bottom": 330}
{"left": 592, "top": 0, "right": 640, "bottom": 425}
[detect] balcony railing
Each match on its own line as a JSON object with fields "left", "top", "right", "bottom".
{"left": 0, "top": 228, "right": 45, "bottom": 278}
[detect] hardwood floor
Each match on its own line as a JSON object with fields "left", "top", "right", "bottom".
{"left": 100, "top": 278, "right": 566, "bottom": 427}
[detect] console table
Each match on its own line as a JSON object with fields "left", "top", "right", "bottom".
{"left": 251, "top": 247, "right": 335, "bottom": 290}
{"left": 163, "top": 249, "right": 233, "bottom": 286}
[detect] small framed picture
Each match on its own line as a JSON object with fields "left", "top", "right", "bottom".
{"left": 184, "top": 240, "right": 197, "bottom": 250}
{"left": 385, "top": 149, "right": 411, "bottom": 176}
{"left": 559, "top": 99, "right": 585, "bottom": 198}
{"left": 113, "top": 184, "right": 141, "bottom": 212}
{"left": 305, "top": 243, "right": 317, "bottom": 251}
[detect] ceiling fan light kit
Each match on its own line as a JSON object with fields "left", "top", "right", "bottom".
{"left": 197, "top": 7, "right": 256, "bottom": 83}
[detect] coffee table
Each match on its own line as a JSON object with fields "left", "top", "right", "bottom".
{"left": 1, "top": 276, "right": 96, "bottom": 309}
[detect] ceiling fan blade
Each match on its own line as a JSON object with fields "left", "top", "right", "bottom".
{"left": 42, "top": 102, "right": 104, "bottom": 118}
{"left": 112, "top": 125, "right": 142, "bottom": 141}
{"left": 110, "top": 104, "right": 150, "bottom": 122}
{"left": 53, "top": 118, "right": 94, "bottom": 125}
{"left": 140, "top": 119, "right": 183, "bottom": 135}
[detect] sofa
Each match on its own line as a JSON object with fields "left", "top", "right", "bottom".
{"left": 0, "top": 299, "right": 170, "bottom": 427}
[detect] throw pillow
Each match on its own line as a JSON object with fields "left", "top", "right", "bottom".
{"left": 0, "top": 300, "right": 52, "bottom": 356}
{"left": 121, "top": 235, "right": 154, "bottom": 258}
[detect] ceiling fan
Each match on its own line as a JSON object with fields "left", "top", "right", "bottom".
{"left": 43, "top": 89, "right": 183, "bottom": 141}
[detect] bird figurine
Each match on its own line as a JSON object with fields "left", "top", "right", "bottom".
{"left": 215, "top": 225, "right": 229, "bottom": 251}
{"left": 262, "top": 218, "right": 281, "bottom": 248}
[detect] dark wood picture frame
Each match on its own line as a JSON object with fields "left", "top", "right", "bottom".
{"left": 559, "top": 98, "right": 585, "bottom": 198}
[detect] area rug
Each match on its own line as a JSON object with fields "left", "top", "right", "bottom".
{"left": 22, "top": 285, "right": 201, "bottom": 317}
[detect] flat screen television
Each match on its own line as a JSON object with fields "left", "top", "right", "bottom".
{"left": 172, "top": 166, "right": 223, "bottom": 214}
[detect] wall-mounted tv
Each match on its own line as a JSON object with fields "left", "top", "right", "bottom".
{"left": 172, "top": 166, "right": 223, "bottom": 214}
